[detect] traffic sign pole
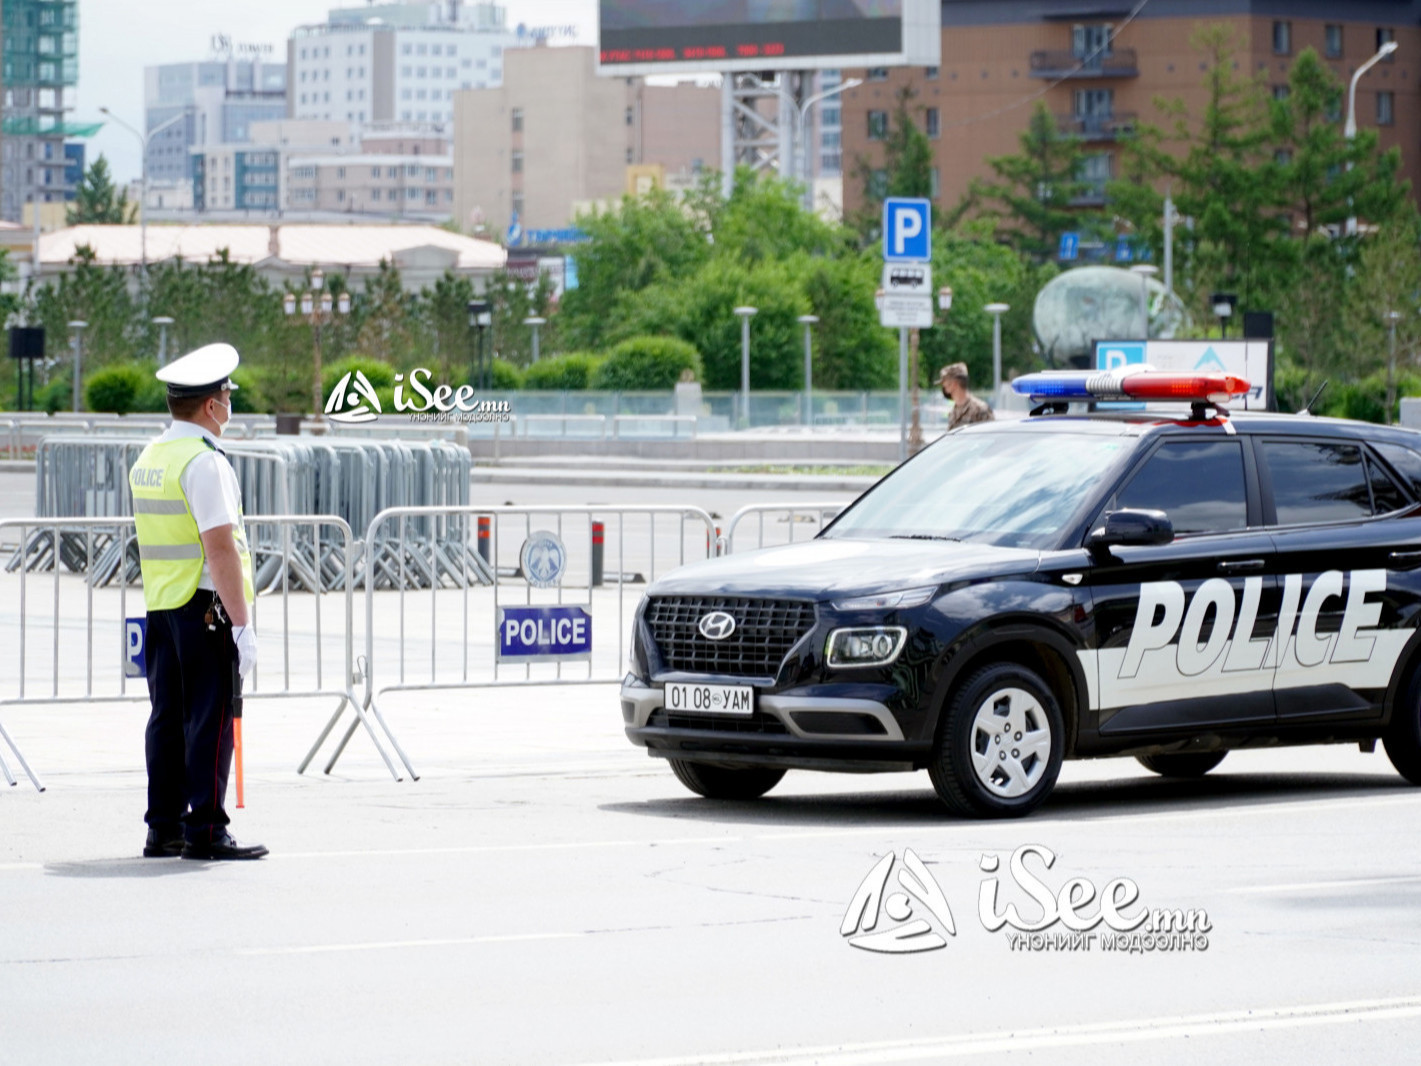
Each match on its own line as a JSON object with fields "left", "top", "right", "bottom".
{"left": 898, "top": 327, "right": 908, "bottom": 463}
{"left": 909, "top": 328, "right": 922, "bottom": 456}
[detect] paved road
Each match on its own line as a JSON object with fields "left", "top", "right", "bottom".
{"left": 2, "top": 685, "right": 1420, "bottom": 1064}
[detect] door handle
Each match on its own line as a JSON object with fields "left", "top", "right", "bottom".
{"left": 1217, "top": 559, "right": 1265, "bottom": 574}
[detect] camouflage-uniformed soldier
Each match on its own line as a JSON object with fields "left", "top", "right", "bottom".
{"left": 939, "top": 362, "right": 994, "bottom": 431}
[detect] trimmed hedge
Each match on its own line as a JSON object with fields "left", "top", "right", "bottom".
{"left": 523, "top": 352, "right": 604, "bottom": 390}
{"left": 589, "top": 335, "right": 701, "bottom": 391}
{"left": 85, "top": 363, "right": 148, "bottom": 415}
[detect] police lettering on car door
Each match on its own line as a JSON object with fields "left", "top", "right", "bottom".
{"left": 1090, "top": 569, "right": 1404, "bottom": 710}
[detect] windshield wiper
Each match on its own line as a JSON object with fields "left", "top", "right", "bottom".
{"left": 888, "top": 534, "right": 962, "bottom": 542}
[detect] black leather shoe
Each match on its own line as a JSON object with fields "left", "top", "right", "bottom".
{"left": 143, "top": 826, "right": 185, "bottom": 858}
{"left": 181, "top": 833, "right": 269, "bottom": 861}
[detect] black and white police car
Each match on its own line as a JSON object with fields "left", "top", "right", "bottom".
{"left": 621, "top": 369, "right": 1421, "bottom": 817}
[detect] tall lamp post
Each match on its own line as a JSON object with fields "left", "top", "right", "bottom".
{"left": 753, "top": 75, "right": 863, "bottom": 212}
{"left": 734, "top": 305, "right": 757, "bottom": 429}
{"left": 467, "top": 299, "right": 492, "bottom": 389}
{"left": 1385, "top": 309, "right": 1403, "bottom": 424}
{"left": 152, "top": 315, "right": 174, "bottom": 367}
{"left": 1346, "top": 40, "right": 1400, "bottom": 236}
{"left": 984, "top": 302, "right": 1010, "bottom": 403}
{"left": 523, "top": 316, "right": 546, "bottom": 363}
{"left": 1129, "top": 263, "right": 1159, "bottom": 339}
{"left": 1211, "top": 292, "right": 1237, "bottom": 338}
{"left": 97, "top": 107, "right": 189, "bottom": 279}
{"left": 797, "top": 314, "right": 818, "bottom": 428}
{"left": 68, "top": 320, "right": 87, "bottom": 412}
{"left": 283, "top": 268, "right": 351, "bottom": 420}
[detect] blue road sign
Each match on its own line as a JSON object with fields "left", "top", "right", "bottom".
{"left": 497, "top": 605, "right": 592, "bottom": 661}
{"left": 1095, "top": 341, "right": 1147, "bottom": 370}
{"left": 1059, "top": 232, "right": 1080, "bottom": 261}
{"left": 883, "top": 198, "right": 931, "bottom": 262}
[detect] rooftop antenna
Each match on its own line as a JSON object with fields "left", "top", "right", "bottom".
{"left": 1300, "top": 379, "right": 1329, "bottom": 415}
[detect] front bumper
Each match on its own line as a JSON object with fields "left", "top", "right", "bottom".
{"left": 621, "top": 675, "right": 931, "bottom": 772}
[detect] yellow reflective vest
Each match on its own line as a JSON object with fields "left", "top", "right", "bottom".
{"left": 128, "top": 435, "right": 254, "bottom": 611}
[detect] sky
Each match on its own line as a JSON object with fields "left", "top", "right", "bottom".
{"left": 77, "top": 0, "right": 599, "bottom": 186}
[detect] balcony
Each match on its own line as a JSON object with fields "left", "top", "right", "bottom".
{"left": 1030, "top": 48, "right": 1138, "bottom": 79}
{"left": 1057, "top": 112, "right": 1137, "bottom": 141}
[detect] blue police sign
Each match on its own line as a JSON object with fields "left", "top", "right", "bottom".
{"left": 497, "top": 605, "right": 592, "bottom": 661}
{"left": 883, "top": 198, "right": 931, "bottom": 262}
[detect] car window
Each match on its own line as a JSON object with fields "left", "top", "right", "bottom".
{"left": 1113, "top": 439, "right": 1248, "bottom": 535}
{"left": 1366, "top": 451, "right": 1409, "bottom": 513}
{"left": 1372, "top": 442, "right": 1421, "bottom": 505}
{"left": 1262, "top": 440, "right": 1370, "bottom": 524}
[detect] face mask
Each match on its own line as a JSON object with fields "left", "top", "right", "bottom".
{"left": 209, "top": 396, "right": 231, "bottom": 435}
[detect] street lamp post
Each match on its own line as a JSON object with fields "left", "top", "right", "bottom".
{"left": 797, "top": 314, "right": 818, "bottom": 428}
{"left": 523, "top": 316, "right": 547, "bottom": 363}
{"left": 1129, "top": 264, "right": 1159, "bottom": 339}
{"left": 753, "top": 75, "right": 862, "bottom": 212}
{"left": 98, "top": 107, "right": 189, "bottom": 280}
{"left": 282, "top": 268, "right": 351, "bottom": 420}
{"left": 984, "top": 302, "right": 1010, "bottom": 403}
{"left": 68, "top": 320, "right": 87, "bottom": 412}
{"left": 734, "top": 306, "right": 757, "bottom": 429}
{"left": 1385, "top": 309, "right": 1403, "bottom": 424}
{"left": 467, "top": 299, "right": 492, "bottom": 389}
{"left": 1346, "top": 40, "right": 1400, "bottom": 236}
{"left": 152, "top": 315, "right": 174, "bottom": 367}
{"left": 1211, "top": 292, "right": 1237, "bottom": 338}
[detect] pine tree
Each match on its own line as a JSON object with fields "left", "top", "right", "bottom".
{"left": 66, "top": 156, "right": 135, "bottom": 225}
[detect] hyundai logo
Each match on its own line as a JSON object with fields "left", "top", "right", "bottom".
{"left": 698, "top": 611, "right": 737, "bottom": 641}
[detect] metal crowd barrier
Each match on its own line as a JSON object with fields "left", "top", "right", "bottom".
{"left": 0, "top": 514, "right": 409, "bottom": 791}
{"left": 321, "top": 504, "right": 718, "bottom": 777}
{"left": 722, "top": 502, "right": 847, "bottom": 555}
{"left": 26, "top": 436, "right": 488, "bottom": 592}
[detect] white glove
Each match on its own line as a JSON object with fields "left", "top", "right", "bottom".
{"left": 231, "top": 624, "right": 257, "bottom": 683}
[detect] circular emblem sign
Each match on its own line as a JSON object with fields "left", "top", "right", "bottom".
{"left": 520, "top": 530, "right": 567, "bottom": 589}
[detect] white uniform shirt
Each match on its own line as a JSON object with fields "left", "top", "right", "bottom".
{"left": 154, "top": 420, "right": 243, "bottom": 591}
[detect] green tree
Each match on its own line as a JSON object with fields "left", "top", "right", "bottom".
{"left": 28, "top": 246, "right": 140, "bottom": 383}
{"left": 420, "top": 270, "right": 475, "bottom": 384}
{"left": 850, "top": 87, "right": 935, "bottom": 241}
{"left": 977, "top": 103, "right": 1096, "bottom": 263}
{"left": 66, "top": 156, "right": 136, "bottom": 225}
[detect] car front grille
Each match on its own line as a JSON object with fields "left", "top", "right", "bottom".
{"left": 646, "top": 710, "right": 790, "bottom": 734}
{"left": 645, "top": 596, "right": 816, "bottom": 678}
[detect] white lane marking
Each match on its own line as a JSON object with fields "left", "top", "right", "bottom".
{"left": 565, "top": 996, "right": 1421, "bottom": 1066}
{"left": 274, "top": 835, "right": 743, "bottom": 860}
{"left": 237, "top": 932, "right": 582, "bottom": 956}
{"left": 1229, "top": 874, "right": 1421, "bottom": 895}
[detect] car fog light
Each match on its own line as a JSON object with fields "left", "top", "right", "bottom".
{"left": 826, "top": 626, "right": 908, "bottom": 669}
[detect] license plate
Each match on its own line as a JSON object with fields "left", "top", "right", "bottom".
{"left": 664, "top": 682, "right": 754, "bottom": 716}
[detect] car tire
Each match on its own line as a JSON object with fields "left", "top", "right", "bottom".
{"left": 668, "top": 759, "right": 786, "bottom": 800}
{"left": 1384, "top": 667, "right": 1421, "bottom": 786}
{"left": 928, "top": 662, "right": 1065, "bottom": 818}
{"left": 1135, "top": 752, "right": 1227, "bottom": 778}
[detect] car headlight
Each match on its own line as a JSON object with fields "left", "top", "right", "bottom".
{"left": 831, "top": 586, "right": 937, "bottom": 611}
{"left": 826, "top": 627, "right": 908, "bottom": 669}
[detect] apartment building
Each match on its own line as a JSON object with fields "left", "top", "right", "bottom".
{"left": 452, "top": 44, "right": 720, "bottom": 234}
{"left": 839, "top": 0, "right": 1421, "bottom": 221}
{"left": 286, "top": 152, "right": 454, "bottom": 217}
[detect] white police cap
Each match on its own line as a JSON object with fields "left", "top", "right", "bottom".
{"left": 155, "top": 342, "right": 241, "bottom": 398}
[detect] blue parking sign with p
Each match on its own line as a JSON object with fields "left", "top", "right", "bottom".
{"left": 125, "top": 617, "right": 147, "bottom": 678}
{"left": 883, "top": 198, "right": 931, "bottom": 262}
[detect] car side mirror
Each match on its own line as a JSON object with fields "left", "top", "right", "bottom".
{"left": 1087, "top": 509, "right": 1174, "bottom": 553}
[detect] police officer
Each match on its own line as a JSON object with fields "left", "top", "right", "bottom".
{"left": 939, "top": 362, "right": 995, "bottom": 431}
{"left": 130, "top": 343, "right": 267, "bottom": 861}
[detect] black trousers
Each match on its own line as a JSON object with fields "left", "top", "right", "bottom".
{"left": 144, "top": 593, "right": 236, "bottom": 844}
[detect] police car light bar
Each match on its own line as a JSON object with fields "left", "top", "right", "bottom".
{"left": 1011, "top": 369, "right": 1251, "bottom": 405}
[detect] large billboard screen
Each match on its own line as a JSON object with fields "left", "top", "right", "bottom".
{"left": 598, "top": 0, "right": 940, "bottom": 75}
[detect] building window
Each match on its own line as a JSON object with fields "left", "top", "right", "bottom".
{"left": 426, "top": 168, "right": 438, "bottom": 182}
{"left": 1378, "top": 90, "right": 1395, "bottom": 125}
{"left": 417, "top": 44, "right": 427, "bottom": 55}
{"left": 925, "top": 107, "right": 940, "bottom": 138}
{"left": 625, "top": 106, "right": 634, "bottom": 126}
{"left": 337, "top": 167, "right": 345, "bottom": 178}
{"left": 511, "top": 150, "right": 524, "bottom": 173}
{"left": 867, "top": 67, "right": 889, "bottom": 81}
{"left": 512, "top": 192, "right": 524, "bottom": 215}
{"left": 867, "top": 169, "right": 887, "bottom": 198}
{"left": 822, "top": 106, "right": 840, "bottom": 127}
{"left": 1275, "top": 149, "right": 1293, "bottom": 165}
{"left": 1273, "top": 21, "right": 1291, "bottom": 55}
{"left": 1379, "top": 27, "right": 1396, "bottom": 53}
{"left": 402, "top": 66, "right": 412, "bottom": 77}
{"left": 867, "top": 110, "right": 888, "bottom": 140}
{"left": 1325, "top": 24, "right": 1343, "bottom": 58}
{"left": 337, "top": 190, "right": 345, "bottom": 203}
{"left": 511, "top": 107, "right": 523, "bottom": 132}
{"left": 371, "top": 166, "right": 382, "bottom": 178}
{"left": 925, "top": 66, "right": 939, "bottom": 80}
{"left": 403, "top": 44, "right": 412, "bottom": 55}
{"left": 1273, "top": 85, "right": 1290, "bottom": 101}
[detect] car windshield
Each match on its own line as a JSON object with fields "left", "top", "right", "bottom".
{"left": 824, "top": 429, "right": 1131, "bottom": 548}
